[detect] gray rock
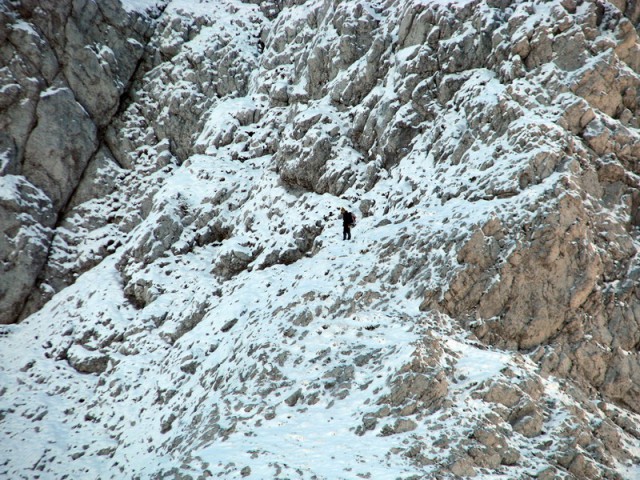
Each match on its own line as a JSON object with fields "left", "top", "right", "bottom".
{"left": 160, "top": 413, "right": 177, "bottom": 434}
{"left": 0, "top": 133, "right": 18, "bottom": 176}
{"left": 6, "top": 12, "right": 59, "bottom": 83}
{"left": 3, "top": 1, "right": 640, "bottom": 478}
{"left": 66, "top": 145, "right": 125, "bottom": 209}
{"left": 0, "top": 176, "right": 54, "bottom": 324}
{"left": 0, "top": 0, "right": 157, "bottom": 324}
{"left": 67, "top": 344, "right": 110, "bottom": 374}
{"left": 63, "top": 0, "right": 148, "bottom": 126}
{"left": 23, "top": 86, "right": 98, "bottom": 212}
{"left": 284, "top": 389, "right": 303, "bottom": 407}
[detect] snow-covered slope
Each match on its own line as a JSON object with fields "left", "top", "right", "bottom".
{"left": 2, "top": 0, "right": 640, "bottom": 478}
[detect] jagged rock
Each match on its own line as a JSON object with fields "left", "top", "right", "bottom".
{"left": 472, "top": 425, "right": 522, "bottom": 466}
{"left": 275, "top": 111, "right": 358, "bottom": 195}
{"left": 425, "top": 191, "right": 607, "bottom": 351}
{"left": 158, "top": 300, "right": 209, "bottom": 344}
{"left": 284, "top": 389, "right": 303, "bottom": 407}
{"left": 448, "top": 454, "right": 476, "bottom": 477}
{"left": 0, "top": 0, "right": 157, "bottom": 324}
{"left": 468, "top": 445, "right": 501, "bottom": 469}
{"left": 510, "top": 402, "right": 544, "bottom": 438}
{"left": 180, "top": 360, "right": 199, "bottom": 375}
{"left": 0, "top": 176, "right": 54, "bottom": 324}
{"left": 67, "top": 344, "right": 110, "bottom": 374}
{"left": 0, "top": 119, "right": 20, "bottom": 177}
{"left": 107, "top": 4, "right": 260, "bottom": 163}
{"left": 160, "top": 413, "right": 177, "bottom": 434}
{"left": 63, "top": 0, "right": 149, "bottom": 126}
{"left": 67, "top": 146, "right": 125, "bottom": 210}
{"left": 212, "top": 239, "right": 255, "bottom": 280}
{"left": 482, "top": 381, "right": 523, "bottom": 409}
{"left": 556, "top": 94, "right": 596, "bottom": 134}
{"left": 571, "top": 51, "right": 639, "bottom": 119}
{"left": 220, "top": 319, "right": 238, "bottom": 333}
{"left": 382, "top": 369, "right": 448, "bottom": 416}
{"left": 117, "top": 199, "right": 186, "bottom": 276}
{"left": 391, "top": 418, "right": 417, "bottom": 434}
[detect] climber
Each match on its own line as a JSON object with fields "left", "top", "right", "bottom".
{"left": 340, "top": 207, "right": 356, "bottom": 241}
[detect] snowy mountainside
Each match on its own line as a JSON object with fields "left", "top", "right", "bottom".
{"left": 2, "top": 0, "right": 640, "bottom": 478}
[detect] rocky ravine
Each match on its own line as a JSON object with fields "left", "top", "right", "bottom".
{"left": 2, "top": 0, "right": 640, "bottom": 478}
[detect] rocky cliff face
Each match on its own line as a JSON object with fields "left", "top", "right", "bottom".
{"left": 2, "top": 0, "right": 640, "bottom": 478}
{"left": 0, "top": 0, "right": 162, "bottom": 324}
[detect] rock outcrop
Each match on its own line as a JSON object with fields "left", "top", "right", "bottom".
{"left": 417, "top": 0, "right": 640, "bottom": 416}
{"left": 0, "top": 0, "right": 159, "bottom": 324}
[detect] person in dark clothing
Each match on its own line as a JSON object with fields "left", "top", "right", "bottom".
{"left": 340, "top": 207, "right": 355, "bottom": 240}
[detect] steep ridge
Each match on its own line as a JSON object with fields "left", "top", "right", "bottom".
{"left": 2, "top": 0, "right": 640, "bottom": 478}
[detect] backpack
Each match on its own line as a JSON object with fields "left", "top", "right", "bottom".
{"left": 350, "top": 212, "right": 356, "bottom": 226}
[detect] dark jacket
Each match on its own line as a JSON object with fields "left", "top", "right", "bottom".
{"left": 342, "top": 210, "right": 354, "bottom": 227}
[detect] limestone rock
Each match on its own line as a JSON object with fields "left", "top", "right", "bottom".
{"left": 448, "top": 454, "right": 476, "bottom": 477}
{"left": 275, "top": 110, "right": 360, "bottom": 195}
{"left": 23, "top": 86, "right": 98, "bottom": 211}
{"left": 67, "top": 344, "right": 110, "bottom": 374}
{"left": 120, "top": 199, "right": 186, "bottom": 269}
{"left": 571, "top": 51, "right": 639, "bottom": 119}
{"left": 0, "top": 0, "right": 157, "bottom": 324}
{"left": 212, "top": 239, "right": 255, "bottom": 280}
{"left": 0, "top": 176, "right": 54, "bottom": 324}
{"left": 62, "top": 0, "right": 149, "bottom": 126}
{"left": 0, "top": 132, "right": 18, "bottom": 176}
{"left": 66, "top": 146, "right": 125, "bottom": 209}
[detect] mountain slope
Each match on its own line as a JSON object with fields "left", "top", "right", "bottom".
{"left": 2, "top": 0, "right": 640, "bottom": 478}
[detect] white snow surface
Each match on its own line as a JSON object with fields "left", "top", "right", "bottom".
{"left": 120, "top": 0, "right": 166, "bottom": 13}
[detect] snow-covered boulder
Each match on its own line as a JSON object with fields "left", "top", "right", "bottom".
{"left": 67, "top": 344, "right": 111, "bottom": 375}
